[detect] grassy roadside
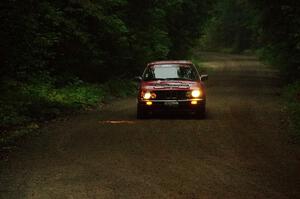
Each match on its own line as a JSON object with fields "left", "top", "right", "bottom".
{"left": 255, "top": 48, "right": 300, "bottom": 138}
{"left": 283, "top": 82, "right": 300, "bottom": 138}
{"left": 0, "top": 78, "right": 136, "bottom": 147}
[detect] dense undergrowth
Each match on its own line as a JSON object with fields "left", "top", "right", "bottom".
{"left": 0, "top": 77, "right": 136, "bottom": 146}
{"left": 283, "top": 82, "right": 300, "bottom": 137}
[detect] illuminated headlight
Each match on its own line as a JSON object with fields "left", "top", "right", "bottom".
{"left": 143, "top": 92, "right": 151, "bottom": 100}
{"left": 191, "top": 90, "right": 202, "bottom": 98}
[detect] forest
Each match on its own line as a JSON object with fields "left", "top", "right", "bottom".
{"left": 1, "top": 0, "right": 300, "bottom": 143}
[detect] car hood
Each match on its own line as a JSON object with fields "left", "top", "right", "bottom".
{"left": 141, "top": 80, "right": 202, "bottom": 91}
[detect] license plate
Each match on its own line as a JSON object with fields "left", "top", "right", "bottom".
{"left": 164, "top": 101, "right": 179, "bottom": 106}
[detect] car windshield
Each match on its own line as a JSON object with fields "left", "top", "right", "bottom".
{"left": 143, "top": 64, "right": 198, "bottom": 81}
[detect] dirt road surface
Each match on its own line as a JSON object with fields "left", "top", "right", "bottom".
{"left": 1, "top": 53, "right": 300, "bottom": 198}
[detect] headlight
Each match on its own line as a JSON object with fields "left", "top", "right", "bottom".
{"left": 191, "top": 90, "right": 202, "bottom": 98}
{"left": 143, "top": 92, "right": 151, "bottom": 100}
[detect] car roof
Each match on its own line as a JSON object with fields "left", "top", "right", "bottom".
{"left": 147, "top": 60, "right": 193, "bottom": 66}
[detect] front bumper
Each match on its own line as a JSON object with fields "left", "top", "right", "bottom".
{"left": 138, "top": 99, "right": 205, "bottom": 112}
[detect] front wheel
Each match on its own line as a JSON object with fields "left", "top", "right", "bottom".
{"left": 195, "top": 105, "right": 206, "bottom": 119}
{"left": 136, "top": 105, "right": 148, "bottom": 119}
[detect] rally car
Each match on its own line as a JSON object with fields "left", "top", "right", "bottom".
{"left": 136, "top": 61, "right": 208, "bottom": 119}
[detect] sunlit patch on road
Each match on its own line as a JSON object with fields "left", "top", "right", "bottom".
{"left": 99, "top": 120, "right": 136, "bottom": 124}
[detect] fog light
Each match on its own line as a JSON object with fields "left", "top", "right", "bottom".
{"left": 146, "top": 101, "right": 153, "bottom": 106}
{"left": 191, "top": 101, "right": 198, "bottom": 105}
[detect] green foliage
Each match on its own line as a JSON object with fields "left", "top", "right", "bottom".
{"left": 0, "top": 80, "right": 101, "bottom": 129}
{"left": 0, "top": 76, "right": 135, "bottom": 145}
{"left": 103, "top": 79, "right": 136, "bottom": 98}
{"left": 165, "top": 0, "right": 212, "bottom": 57}
{"left": 283, "top": 82, "right": 300, "bottom": 136}
{"left": 0, "top": 0, "right": 210, "bottom": 82}
{"left": 200, "top": 0, "right": 259, "bottom": 53}
{"left": 249, "top": 0, "right": 300, "bottom": 81}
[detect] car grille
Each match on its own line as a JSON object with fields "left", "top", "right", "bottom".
{"left": 155, "top": 90, "right": 188, "bottom": 100}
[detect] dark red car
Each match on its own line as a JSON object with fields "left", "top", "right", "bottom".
{"left": 136, "top": 61, "right": 208, "bottom": 119}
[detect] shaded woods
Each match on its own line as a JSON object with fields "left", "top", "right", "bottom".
{"left": 0, "top": 0, "right": 300, "bottom": 142}
{"left": 201, "top": 0, "right": 300, "bottom": 81}
{"left": 0, "top": 0, "right": 211, "bottom": 82}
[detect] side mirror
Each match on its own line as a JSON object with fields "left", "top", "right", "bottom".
{"left": 200, "top": 74, "right": 208, "bottom": 81}
{"left": 134, "top": 76, "right": 143, "bottom": 82}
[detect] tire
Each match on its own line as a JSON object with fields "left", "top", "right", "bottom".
{"left": 137, "top": 105, "right": 147, "bottom": 119}
{"left": 195, "top": 105, "right": 206, "bottom": 119}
